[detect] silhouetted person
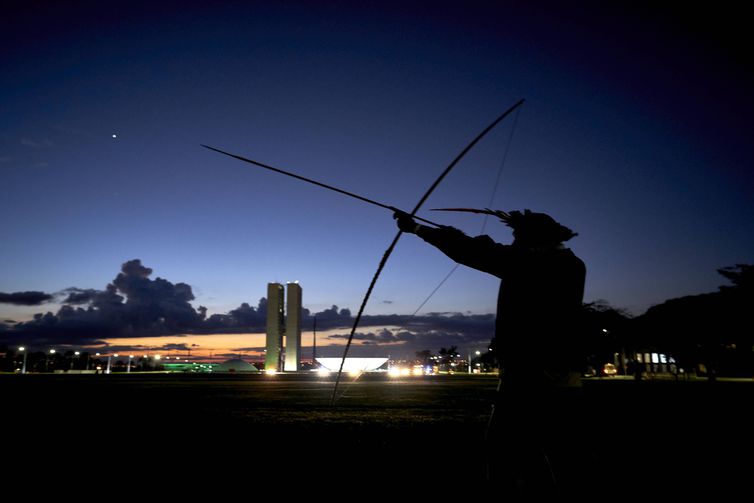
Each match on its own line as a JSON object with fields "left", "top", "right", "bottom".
{"left": 394, "top": 209, "right": 588, "bottom": 498}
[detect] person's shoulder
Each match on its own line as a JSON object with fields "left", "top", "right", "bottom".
{"left": 559, "top": 247, "right": 586, "bottom": 266}
{"left": 474, "top": 234, "right": 514, "bottom": 252}
{"left": 560, "top": 246, "right": 581, "bottom": 258}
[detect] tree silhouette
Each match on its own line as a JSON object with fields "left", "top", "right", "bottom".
{"left": 438, "top": 345, "right": 458, "bottom": 371}
{"left": 632, "top": 263, "right": 754, "bottom": 377}
{"left": 581, "top": 301, "right": 633, "bottom": 374}
{"left": 717, "top": 263, "right": 754, "bottom": 290}
{"left": 415, "top": 349, "right": 433, "bottom": 366}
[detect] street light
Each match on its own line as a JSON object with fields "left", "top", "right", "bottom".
{"left": 18, "top": 346, "right": 27, "bottom": 374}
{"left": 47, "top": 349, "right": 56, "bottom": 372}
{"left": 127, "top": 355, "right": 134, "bottom": 373}
{"left": 468, "top": 350, "right": 481, "bottom": 374}
{"left": 106, "top": 353, "right": 119, "bottom": 374}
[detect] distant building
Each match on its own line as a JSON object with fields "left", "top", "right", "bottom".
{"left": 316, "top": 357, "right": 388, "bottom": 373}
{"left": 214, "top": 358, "right": 259, "bottom": 373}
{"left": 284, "top": 282, "right": 302, "bottom": 371}
{"left": 265, "top": 283, "right": 285, "bottom": 371}
{"left": 163, "top": 362, "right": 218, "bottom": 373}
{"left": 162, "top": 359, "right": 259, "bottom": 373}
{"left": 265, "top": 281, "right": 303, "bottom": 371}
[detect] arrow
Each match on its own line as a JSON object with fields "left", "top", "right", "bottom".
{"left": 201, "top": 144, "right": 441, "bottom": 227}
{"left": 431, "top": 207, "right": 511, "bottom": 221}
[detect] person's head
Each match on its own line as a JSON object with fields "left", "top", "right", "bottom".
{"left": 500, "top": 209, "right": 577, "bottom": 247}
{"left": 429, "top": 207, "right": 578, "bottom": 246}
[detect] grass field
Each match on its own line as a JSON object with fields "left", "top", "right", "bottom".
{"left": 3, "top": 373, "right": 750, "bottom": 496}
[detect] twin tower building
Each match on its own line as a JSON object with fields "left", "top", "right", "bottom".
{"left": 264, "top": 282, "right": 302, "bottom": 372}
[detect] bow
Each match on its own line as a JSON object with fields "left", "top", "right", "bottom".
{"left": 331, "top": 98, "right": 525, "bottom": 402}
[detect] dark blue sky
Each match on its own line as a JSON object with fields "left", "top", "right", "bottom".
{"left": 2, "top": 1, "right": 752, "bottom": 355}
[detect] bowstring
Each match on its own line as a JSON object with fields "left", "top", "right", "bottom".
{"left": 330, "top": 107, "right": 521, "bottom": 403}
{"left": 330, "top": 100, "right": 524, "bottom": 404}
{"left": 409, "top": 105, "right": 520, "bottom": 320}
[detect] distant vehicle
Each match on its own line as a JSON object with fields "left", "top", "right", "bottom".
{"left": 602, "top": 363, "right": 617, "bottom": 376}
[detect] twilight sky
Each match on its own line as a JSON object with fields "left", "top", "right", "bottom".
{"left": 2, "top": 1, "right": 752, "bottom": 359}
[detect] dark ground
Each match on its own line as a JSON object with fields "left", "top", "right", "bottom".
{"left": 3, "top": 373, "right": 751, "bottom": 497}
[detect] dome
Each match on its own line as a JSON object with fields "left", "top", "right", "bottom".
{"left": 214, "top": 358, "right": 259, "bottom": 373}
{"left": 316, "top": 357, "right": 388, "bottom": 372}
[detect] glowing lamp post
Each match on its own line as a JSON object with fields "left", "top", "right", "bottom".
{"left": 467, "top": 350, "right": 481, "bottom": 374}
{"left": 19, "top": 346, "right": 27, "bottom": 374}
{"left": 127, "top": 355, "right": 134, "bottom": 373}
{"left": 106, "top": 353, "right": 119, "bottom": 374}
{"left": 47, "top": 349, "right": 56, "bottom": 372}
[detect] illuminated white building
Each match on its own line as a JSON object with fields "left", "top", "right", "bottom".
{"left": 265, "top": 283, "right": 285, "bottom": 371}
{"left": 284, "top": 282, "right": 302, "bottom": 371}
{"left": 315, "top": 357, "right": 388, "bottom": 373}
{"left": 265, "top": 281, "right": 303, "bottom": 372}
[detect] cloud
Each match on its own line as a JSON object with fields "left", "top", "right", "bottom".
{"left": 155, "top": 343, "right": 192, "bottom": 351}
{"left": 0, "top": 291, "right": 54, "bottom": 305}
{"left": 321, "top": 313, "right": 495, "bottom": 357}
{"left": 0, "top": 260, "right": 495, "bottom": 357}
{"left": 215, "top": 352, "right": 256, "bottom": 359}
{"left": 203, "top": 299, "right": 267, "bottom": 331}
{"left": 327, "top": 328, "right": 416, "bottom": 343}
{"left": 61, "top": 288, "right": 102, "bottom": 304}
{"left": 307, "top": 305, "right": 351, "bottom": 327}
{"left": 4, "top": 259, "right": 203, "bottom": 346}
{"left": 20, "top": 137, "right": 53, "bottom": 149}
{"left": 228, "top": 346, "right": 266, "bottom": 353}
